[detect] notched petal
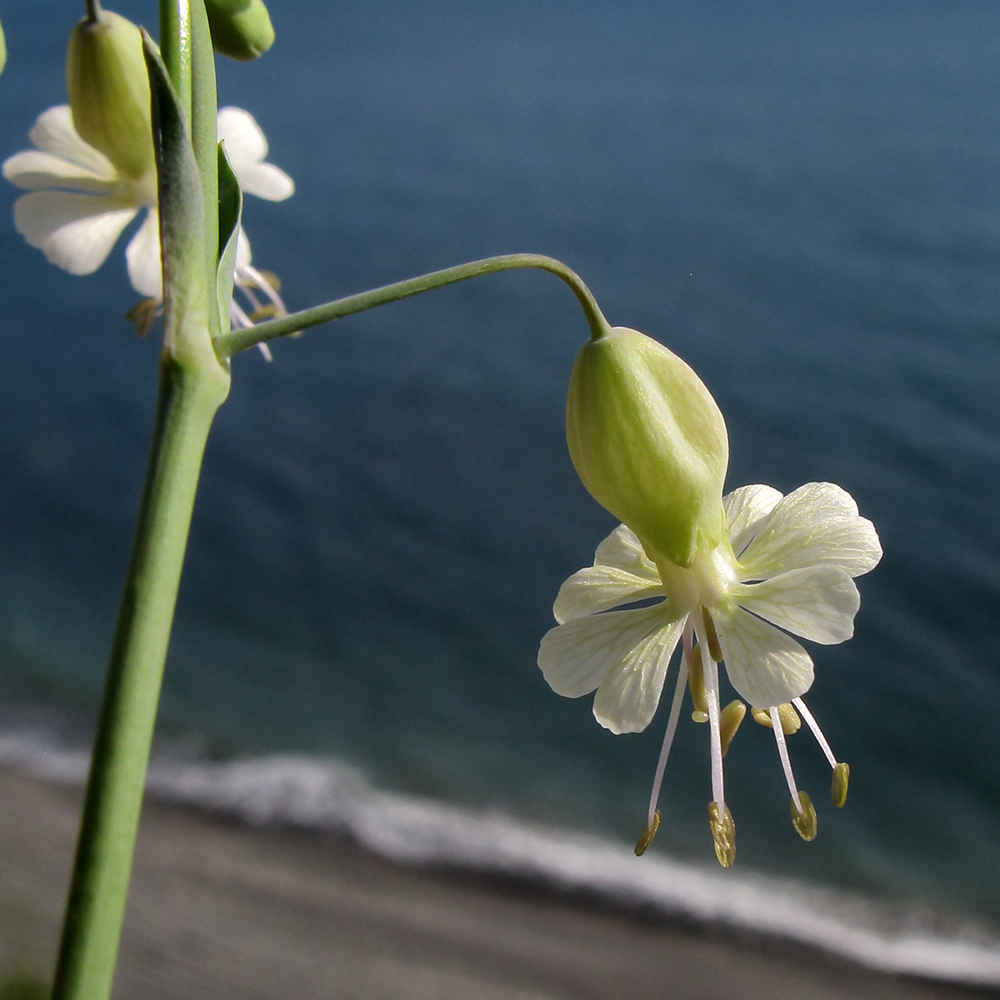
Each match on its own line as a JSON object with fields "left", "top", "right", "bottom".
{"left": 737, "top": 482, "right": 882, "bottom": 580}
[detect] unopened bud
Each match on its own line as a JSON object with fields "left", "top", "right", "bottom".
{"left": 831, "top": 762, "right": 850, "bottom": 807}
{"left": 791, "top": 790, "right": 817, "bottom": 841}
{"left": 719, "top": 700, "right": 746, "bottom": 757}
{"left": 634, "top": 810, "right": 660, "bottom": 856}
{"left": 66, "top": 6, "right": 152, "bottom": 180}
{"left": 566, "top": 327, "right": 729, "bottom": 569}
{"left": 205, "top": 0, "right": 275, "bottom": 61}
{"left": 751, "top": 703, "right": 801, "bottom": 734}
{"left": 708, "top": 801, "right": 735, "bottom": 867}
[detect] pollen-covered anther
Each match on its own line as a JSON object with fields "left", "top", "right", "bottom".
{"left": 687, "top": 643, "right": 708, "bottom": 722}
{"left": 791, "top": 790, "right": 817, "bottom": 841}
{"left": 831, "top": 762, "right": 850, "bottom": 807}
{"left": 708, "top": 801, "right": 736, "bottom": 867}
{"left": 719, "top": 700, "right": 745, "bottom": 757}
{"left": 751, "top": 703, "right": 801, "bottom": 734}
{"left": 634, "top": 810, "right": 660, "bottom": 856}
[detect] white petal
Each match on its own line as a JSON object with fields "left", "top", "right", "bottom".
{"left": 125, "top": 209, "right": 162, "bottom": 298}
{"left": 554, "top": 525, "right": 663, "bottom": 623}
{"left": 537, "top": 604, "right": 671, "bottom": 700}
{"left": 27, "top": 106, "right": 117, "bottom": 177}
{"left": 595, "top": 524, "right": 660, "bottom": 576}
{"left": 553, "top": 566, "right": 665, "bottom": 623}
{"left": 235, "top": 227, "right": 252, "bottom": 268}
{"left": 716, "top": 606, "right": 814, "bottom": 707}
{"left": 733, "top": 565, "right": 859, "bottom": 645}
{"left": 14, "top": 190, "right": 138, "bottom": 275}
{"left": 723, "top": 484, "right": 783, "bottom": 557}
{"left": 737, "top": 482, "right": 882, "bottom": 580}
{"left": 2, "top": 149, "right": 118, "bottom": 193}
{"left": 593, "top": 615, "right": 685, "bottom": 734}
{"left": 236, "top": 161, "right": 294, "bottom": 201}
{"left": 217, "top": 107, "right": 268, "bottom": 165}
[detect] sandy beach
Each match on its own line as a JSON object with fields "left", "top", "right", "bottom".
{"left": 0, "top": 764, "right": 993, "bottom": 1000}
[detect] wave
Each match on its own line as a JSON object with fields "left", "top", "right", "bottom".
{"left": 2, "top": 724, "right": 999, "bottom": 988}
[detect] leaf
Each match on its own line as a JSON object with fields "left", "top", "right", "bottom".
{"left": 142, "top": 30, "right": 214, "bottom": 363}
{"left": 215, "top": 142, "right": 243, "bottom": 335}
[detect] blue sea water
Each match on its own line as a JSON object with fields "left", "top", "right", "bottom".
{"left": 2, "top": 0, "right": 1000, "bottom": 983}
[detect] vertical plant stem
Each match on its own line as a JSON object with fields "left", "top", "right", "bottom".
{"left": 50, "top": 358, "right": 227, "bottom": 1000}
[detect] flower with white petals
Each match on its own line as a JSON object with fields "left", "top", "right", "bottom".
{"left": 3, "top": 104, "right": 293, "bottom": 304}
{"left": 538, "top": 481, "right": 881, "bottom": 866}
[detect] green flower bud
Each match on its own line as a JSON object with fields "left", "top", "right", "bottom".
{"left": 566, "top": 327, "right": 729, "bottom": 568}
{"left": 205, "top": 0, "right": 275, "bottom": 62}
{"left": 66, "top": 6, "right": 152, "bottom": 180}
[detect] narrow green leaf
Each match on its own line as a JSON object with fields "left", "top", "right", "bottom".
{"left": 0, "top": 16, "right": 8, "bottom": 76}
{"left": 216, "top": 142, "right": 243, "bottom": 335}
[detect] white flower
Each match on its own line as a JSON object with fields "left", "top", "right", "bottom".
{"left": 538, "top": 482, "right": 881, "bottom": 865}
{"left": 2, "top": 104, "right": 293, "bottom": 301}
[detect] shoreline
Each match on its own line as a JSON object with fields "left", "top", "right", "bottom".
{"left": 1, "top": 765, "right": 995, "bottom": 1000}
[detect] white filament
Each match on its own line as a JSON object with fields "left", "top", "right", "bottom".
{"left": 793, "top": 697, "right": 837, "bottom": 769}
{"left": 769, "top": 705, "right": 803, "bottom": 813}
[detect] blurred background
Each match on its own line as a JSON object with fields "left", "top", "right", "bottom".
{"left": 1, "top": 0, "right": 999, "bottom": 982}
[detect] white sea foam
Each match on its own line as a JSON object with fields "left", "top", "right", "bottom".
{"left": 2, "top": 725, "right": 999, "bottom": 987}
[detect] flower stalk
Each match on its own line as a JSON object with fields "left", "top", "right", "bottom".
{"left": 215, "top": 252, "right": 609, "bottom": 357}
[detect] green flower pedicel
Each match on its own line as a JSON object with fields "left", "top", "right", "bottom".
{"left": 540, "top": 328, "right": 882, "bottom": 866}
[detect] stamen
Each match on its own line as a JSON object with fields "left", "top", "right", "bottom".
{"left": 646, "top": 655, "right": 690, "bottom": 828}
{"left": 719, "top": 700, "right": 746, "bottom": 757}
{"left": 702, "top": 648, "right": 725, "bottom": 809}
{"left": 790, "top": 791, "right": 818, "bottom": 841}
{"left": 708, "top": 801, "right": 736, "bottom": 867}
{"left": 635, "top": 811, "right": 660, "bottom": 856}
{"left": 687, "top": 643, "right": 708, "bottom": 721}
{"left": 768, "top": 705, "right": 803, "bottom": 812}
{"left": 751, "top": 703, "right": 800, "bottom": 733}
{"left": 831, "top": 762, "right": 850, "bottom": 808}
{"left": 792, "top": 697, "right": 837, "bottom": 767}
{"left": 700, "top": 606, "right": 723, "bottom": 663}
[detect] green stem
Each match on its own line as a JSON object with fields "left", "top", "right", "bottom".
{"left": 50, "top": 359, "right": 227, "bottom": 1000}
{"left": 159, "top": 0, "right": 191, "bottom": 116}
{"left": 217, "top": 253, "right": 610, "bottom": 357}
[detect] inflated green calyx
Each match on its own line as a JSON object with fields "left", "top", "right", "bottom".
{"left": 205, "top": 0, "right": 275, "bottom": 61}
{"left": 566, "top": 327, "right": 729, "bottom": 568}
{"left": 66, "top": 6, "right": 152, "bottom": 180}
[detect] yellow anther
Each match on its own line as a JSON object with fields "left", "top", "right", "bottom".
{"left": 687, "top": 644, "right": 708, "bottom": 718}
{"left": 719, "top": 700, "right": 746, "bottom": 757}
{"left": 791, "top": 791, "right": 817, "bottom": 841}
{"left": 831, "top": 762, "right": 850, "bottom": 808}
{"left": 700, "top": 607, "right": 723, "bottom": 662}
{"left": 707, "top": 801, "right": 736, "bottom": 868}
{"left": 750, "top": 703, "right": 801, "bottom": 734}
{"left": 634, "top": 810, "right": 660, "bottom": 856}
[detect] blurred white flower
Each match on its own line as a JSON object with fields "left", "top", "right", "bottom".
{"left": 3, "top": 104, "right": 293, "bottom": 300}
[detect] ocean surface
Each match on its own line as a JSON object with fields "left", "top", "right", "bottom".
{"left": 2, "top": 0, "right": 1000, "bottom": 985}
